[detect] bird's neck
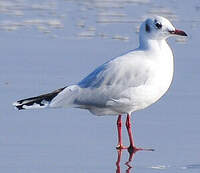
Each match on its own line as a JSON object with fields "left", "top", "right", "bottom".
{"left": 139, "top": 37, "right": 169, "bottom": 51}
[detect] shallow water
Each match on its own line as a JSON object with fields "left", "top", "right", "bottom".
{"left": 1, "top": 0, "right": 200, "bottom": 172}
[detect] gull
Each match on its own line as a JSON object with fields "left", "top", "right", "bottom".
{"left": 13, "top": 16, "right": 187, "bottom": 152}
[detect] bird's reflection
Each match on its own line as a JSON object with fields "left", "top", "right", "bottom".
{"left": 116, "top": 149, "right": 136, "bottom": 173}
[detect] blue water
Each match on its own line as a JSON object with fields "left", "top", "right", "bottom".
{"left": 1, "top": 0, "right": 200, "bottom": 172}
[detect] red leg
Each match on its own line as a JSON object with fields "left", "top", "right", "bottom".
{"left": 125, "top": 114, "right": 154, "bottom": 152}
{"left": 125, "top": 114, "right": 136, "bottom": 150}
{"left": 116, "top": 115, "right": 127, "bottom": 150}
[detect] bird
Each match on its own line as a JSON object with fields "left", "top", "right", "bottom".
{"left": 13, "top": 16, "right": 187, "bottom": 152}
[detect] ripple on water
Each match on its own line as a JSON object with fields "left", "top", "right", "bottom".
{"left": 0, "top": 0, "right": 198, "bottom": 42}
{"left": 149, "top": 165, "right": 170, "bottom": 170}
{"left": 181, "top": 164, "right": 200, "bottom": 170}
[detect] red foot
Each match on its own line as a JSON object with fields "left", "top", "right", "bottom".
{"left": 116, "top": 144, "right": 128, "bottom": 150}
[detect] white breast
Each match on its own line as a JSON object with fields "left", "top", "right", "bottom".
{"left": 129, "top": 41, "right": 174, "bottom": 111}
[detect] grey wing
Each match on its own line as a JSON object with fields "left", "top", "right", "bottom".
{"left": 50, "top": 52, "right": 150, "bottom": 112}
{"left": 76, "top": 52, "right": 149, "bottom": 108}
{"left": 78, "top": 62, "right": 109, "bottom": 88}
{"left": 78, "top": 56, "right": 148, "bottom": 90}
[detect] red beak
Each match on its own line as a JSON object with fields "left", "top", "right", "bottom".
{"left": 169, "top": 29, "right": 187, "bottom": 36}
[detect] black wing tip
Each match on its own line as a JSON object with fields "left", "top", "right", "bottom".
{"left": 16, "top": 105, "right": 25, "bottom": 110}
{"left": 13, "top": 102, "right": 24, "bottom": 110}
{"left": 12, "top": 86, "right": 67, "bottom": 111}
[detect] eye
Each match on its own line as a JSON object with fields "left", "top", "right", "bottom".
{"left": 155, "top": 22, "right": 162, "bottom": 29}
